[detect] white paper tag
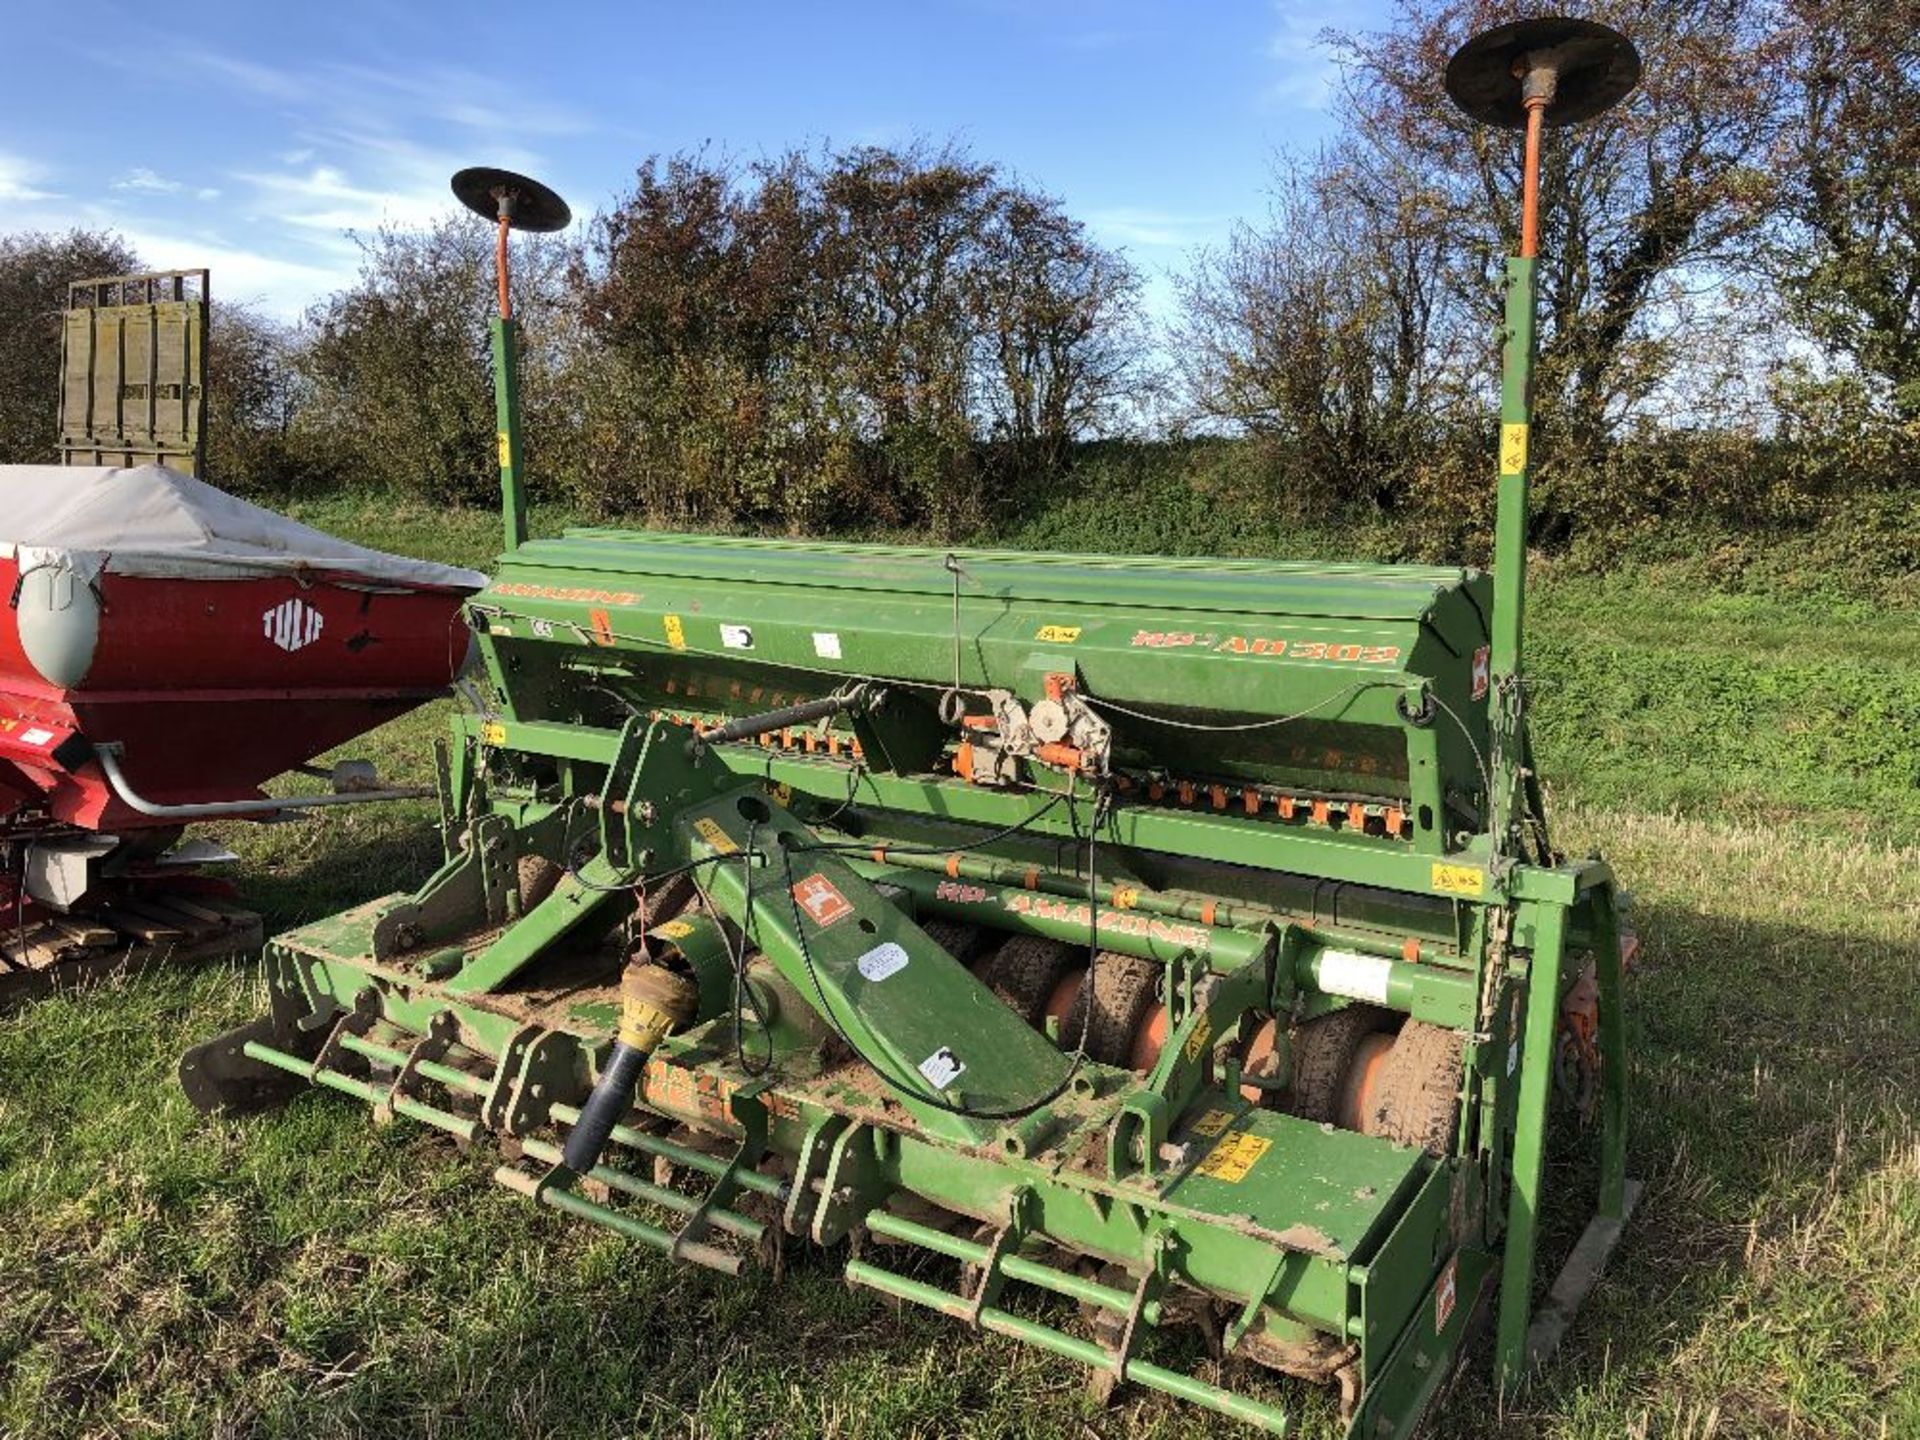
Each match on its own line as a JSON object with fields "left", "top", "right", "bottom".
{"left": 856, "top": 942, "right": 909, "bottom": 982}
{"left": 812, "top": 631, "right": 842, "bottom": 659}
{"left": 1316, "top": 948, "right": 1394, "bottom": 1005}
{"left": 19, "top": 728, "right": 54, "bottom": 747}
{"left": 918, "top": 1046, "right": 966, "bottom": 1089}
{"left": 720, "top": 624, "right": 754, "bottom": 650}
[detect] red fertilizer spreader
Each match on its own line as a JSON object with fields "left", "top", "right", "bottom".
{"left": 0, "top": 464, "right": 483, "bottom": 985}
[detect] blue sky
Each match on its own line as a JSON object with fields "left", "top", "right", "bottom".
{"left": 1, "top": 1, "right": 1390, "bottom": 321}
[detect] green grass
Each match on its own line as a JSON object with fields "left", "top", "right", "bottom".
{"left": 2, "top": 496, "right": 1915, "bottom": 1439}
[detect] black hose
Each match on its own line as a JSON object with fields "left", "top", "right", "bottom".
{"left": 561, "top": 1041, "right": 648, "bottom": 1173}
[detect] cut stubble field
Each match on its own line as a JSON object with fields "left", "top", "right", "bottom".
{"left": 1, "top": 497, "right": 1915, "bottom": 1440}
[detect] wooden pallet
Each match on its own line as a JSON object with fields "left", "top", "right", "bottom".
{"left": 0, "top": 893, "right": 263, "bottom": 1011}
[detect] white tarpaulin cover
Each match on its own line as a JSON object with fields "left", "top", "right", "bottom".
{"left": 0, "top": 465, "right": 488, "bottom": 589}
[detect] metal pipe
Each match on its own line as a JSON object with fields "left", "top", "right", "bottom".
{"left": 694, "top": 690, "right": 864, "bottom": 750}
{"left": 495, "top": 213, "right": 512, "bottom": 320}
{"left": 516, "top": 1136, "right": 766, "bottom": 1244}
{"left": 865, "top": 1208, "right": 1162, "bottom": 1321}
{"left": 494, "top": 1164, "right": 744, "bottom": 1275}
{"left": 860, "top": 844, "right": 1270, "bottom": 930}
{"left": 1519, "top": 94, "right": 1547, "bottom": 258}
{"left": 854, "top": 861, "right": 1475, "bottom": 1023}
{"left": 94, "top": 743, "right": 430, "bottom": 820}
{"left": 850, "top": 857, "right": 1269, "bottom": 970}
{"left": 545, "top": 1101, "right": 787, "bottom": 1199}
{"left": 844, "top": 1259, "right": 1294, "bottom": 1435}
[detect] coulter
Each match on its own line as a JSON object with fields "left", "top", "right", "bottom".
{"left": 185, "top": 21, "right": 1643, "bottom": 1435}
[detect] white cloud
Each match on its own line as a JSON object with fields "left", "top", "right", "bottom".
{"left": 114, "top": 167, "right": 184, "bottom": 194}
{"left": 1262, "top": 1, "right": 1339, "bottom": 112}
{"left": 0, "top": 154, "right": 58, "bottom": 202}
{"left": 233, "top": 162, "right": 450, "bottom": 233}
{"left": 175, "top": 50, "right": 591, "bottom": 145}
{"left": 1086, "top": 207, "right": 1231, "bottom": 250}
{"left": 27, "top": 46, "right": 585, "bottom": 319}
{"left": 116, "top": 225, "right": 352, "bottom": 317}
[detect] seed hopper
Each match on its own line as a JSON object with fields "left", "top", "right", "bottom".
{"left": 184, "top": 22, "right": 1643, "bottom": 1435}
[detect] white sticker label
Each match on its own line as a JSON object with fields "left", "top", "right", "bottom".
{"left": 1316, "top": 948, "right": 1394, "bottom": 1005}
{"left": 531, "top": 618, "right": 555, "bottom": 639}
{"left": 1471, "top": 645, "right": 1491, "bottom": 701}
{"left": 720, "top": 624, "right": 754, "bottom": 650}
{"left": 1507, "top": 1040, "right": 1519, "bottom": 1076}
{"left": 18, "top": 727, "right": 54, "bottom": 747}
{"left": 812, "top": 631, "right": 842, "bottom": 659}
{"left": 918, "top": 1046, "right": 966, "bottom": 1090}
{"left": 856, "top": 942, "right": 909, "bottom": 982}
{"left": 1435, "top": 1256, "right": 1458, "bottom": 1333}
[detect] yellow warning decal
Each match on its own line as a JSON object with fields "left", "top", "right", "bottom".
{"left": 1182, "top": 1015, "right": 1214, "bottom": 1064}
{"left": 481, "top": 721, "right": 507, "bottom": 745}
{"left": 1431, "top": 863, "right": 1486, "bottom": 897}
{"left": 1034, "top": 624, "right": 1082, "bottom": 644}
{"left": 1111, "top": 885, "right": 1139, "bottom": 910}
{"left": 692, "top": 816, "right": 738, "bottom": 854}
{"left": 653, "top": 919, "right": 695, "bottom": 940}
{"left": 497, "top": 431, "right": 512, "bottom": 469}
{"left": 664, "top": 614, "right": 686, "bottom": 650}
{"left": 1197, "top": 1131, "right": 1271, "bottom": 1183}
{"left": 1191, "top": 1108, "right": 1234, "bottom": 1138}
{"left": 1499, "top": 422, "right": 1529, "bottom": 475}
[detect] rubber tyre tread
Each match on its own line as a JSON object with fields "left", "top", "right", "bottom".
{"left": 974, "top": 935, "right": 1076, "bottom": 1026}
{"left": 1079, "top": 951, "right": 1158, "bottom": 1068}
{"left": 920, "top": 917, "right": 987, "bottom": 965}
{"left": 1367, "top": 1019, "right": 1464, "bottom": 1157}
{"left": 1289, "top": 1005, "right": 1389, "bottom": 1123}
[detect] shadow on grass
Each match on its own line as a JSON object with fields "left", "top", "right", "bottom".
{"left": 1433, "top": 897, "right": 1919, "bottom": 1439}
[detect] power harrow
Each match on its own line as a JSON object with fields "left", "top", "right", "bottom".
{"left": 184, "top": 20, "right": 1643, "bottom": 1437}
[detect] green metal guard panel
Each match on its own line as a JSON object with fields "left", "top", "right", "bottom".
{"left": 1165, "top": 1101, "right": 1430, "bottom": 1261}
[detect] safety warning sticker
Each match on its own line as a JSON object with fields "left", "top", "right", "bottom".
{"left": 1197, "top": 1131, "right": 1271, "bottom": 1183}
{"left": 918, "top": 1046, "right": 966, "bottom": 1089}
{"left": 1431, "top": 863, "right": 1485, "bottom": 897}
{"left": 692, "top": 817, "right": 738, "bottom": 854}
{"left": 1500, "top": 422, "right": 1529, "bottom": 475}
{"left": 1435, "top": 1256, "right": 1459, "bottom": 1333}
{"left": 791, "top": 872, "right": 854, "bottom": 928}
